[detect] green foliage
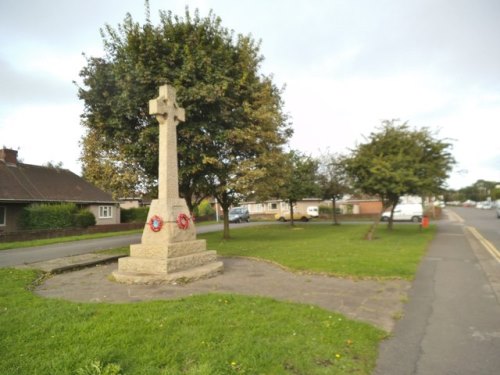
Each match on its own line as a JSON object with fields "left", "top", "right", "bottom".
{"left": 1, "top": 268, "right": 384, "bottom": 375}
{"left": 19, "top": 204, "right": 97, "bottom": 230}
{"left": 317, "top": 151, "right": 350, "bottom": 224}
{"left": 449, "top": 179, "right": 500, "bottom": 201}
{"left": 318, "top": 205, "right": 342, "bottom": 215}
{"left": 317, "top": 151, "right": 350, "bottom": 201}
{"left": 344, "top": 120, "right": 455, "bottom": 232}
{"left": 264, "top": 151, "right": 319, "bottom": 224}
{"left": 493, "top": 187, "right": 500, "bottom": 200}
{"left": 73, "top": 210, "right": 97, "bottom": 228}
{"left": 75, "top": 360, "right": 122, "bottom": 375}
{"left": 319, "top": 205, "right": 332, "bottom": 214}
{"left": 119, "top": 207, "right": 149, "bottom": 223}
{"left": 19, "top": 203, "right": 76, "bottom": 230}
{"left": 346, "top": 120, "right": 454, "bottom": 205}
{"left": 78, "top": 7, "right": 291, "bottom": 210}
{"left": 193, "top": 199, "right": 215, "bottom": 217}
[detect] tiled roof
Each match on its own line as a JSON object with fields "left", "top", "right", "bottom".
{"left": 0, "top": 161, "right": 115, "bottom": 204}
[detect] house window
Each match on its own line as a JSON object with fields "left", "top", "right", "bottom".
{"left": 0, "top": 206, "right": 5, "bottom": 226}
{"left": 99, "top": 206, "right": 113, "bottom": 219}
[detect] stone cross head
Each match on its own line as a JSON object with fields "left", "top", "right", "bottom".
{"left": 149, "top": 85, "right": 185, "bottom": 124}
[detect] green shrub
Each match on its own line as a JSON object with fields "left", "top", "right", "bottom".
{"left": 120, "top": 207, "right": 149, "bottom": 223}
{"left": 19, "top": 204, "right": 97, "bottom": 230}
{"left": 319, "top": 205, "right": 342, "bottom": 215}
{"left": 319, "top": 205, "right": 332, "bottom": 214}
{"left": 194, "top": 199, "right": 215, "bottom": 217}
{"left": 19, "top": 203, "right": 77, "bottom": 230}
{"left": 73, "top": 210, "right": 96, "bottom": 228}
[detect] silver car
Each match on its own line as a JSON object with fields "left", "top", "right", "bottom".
{"left": 496, "top": 200, "right": 500, "bottom": 218}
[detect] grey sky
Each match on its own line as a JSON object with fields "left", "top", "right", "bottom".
{"left": 0, "top": 0, "right": 499, "bottom": 189}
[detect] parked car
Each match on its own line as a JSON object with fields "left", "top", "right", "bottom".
{"left": 228, "top": 207, "right": 250, "bottom": 223}
{"left": 275, "top": 211, "right": 310, "bottom": 222}
{"left": 496, "top": 200, "right": 500, "bottom": 218}
{"left": 381, "top": 203, "right": 423, "bottom": 222}
{"left": 479, "top": 201, "right": 493, "bottom": 210}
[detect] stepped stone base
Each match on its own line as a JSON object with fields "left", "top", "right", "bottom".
{"left": 112, "top": 260, "right": 224, "bottom": 285}
{"left": 112, "top": 233, "right": 224, "bottom": 285}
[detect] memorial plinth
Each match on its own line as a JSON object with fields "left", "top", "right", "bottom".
{"left": 113, "top": 85, "right": 223, "bottom": 284}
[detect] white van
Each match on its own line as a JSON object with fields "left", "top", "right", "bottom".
{"left": 307, "top": 206, "right": 319, "bottom": 218}
{"left": 381, "top": 203, "right": 423, "bottom": 222}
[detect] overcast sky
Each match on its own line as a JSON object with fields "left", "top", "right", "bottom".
{"left": 1, "top": 0, "right": 499, "bottom": 190}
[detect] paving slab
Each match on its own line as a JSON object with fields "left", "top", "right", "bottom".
{"left": 15, "top": 253, "right": 124, "bottom": 273}
{"left": 34, "top": 256, "right": 410, "bottom": 332}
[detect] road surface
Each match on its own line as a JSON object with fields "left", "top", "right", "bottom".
{"left": 0, "top": 222, "right": 264, "bottom": 268}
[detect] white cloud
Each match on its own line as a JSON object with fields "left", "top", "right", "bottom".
{"left": 0, "top": 103, "right": 84, "bottom": 174}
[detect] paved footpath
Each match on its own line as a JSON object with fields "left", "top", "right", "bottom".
{"left": 35, "top": 257, "right": 409, "bottom": 332}
{"left": 375, "top": 212, "right": 500, "bottom": 374}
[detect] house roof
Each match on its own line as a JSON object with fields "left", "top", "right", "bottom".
{"left": 0, "top": 161, "right": 115, "bottom": 204}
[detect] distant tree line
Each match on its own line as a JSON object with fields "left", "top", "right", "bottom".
{"left": 444, "top": 180, "right": 500, "bottom": 202}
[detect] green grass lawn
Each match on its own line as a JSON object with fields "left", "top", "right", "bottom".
{"left": 0, "top": 268, "right": 385, "bottom": 375}
{"left": 1, "top": 223, "right": 435, "bottom": 374}
{"left": 201, "top": 224, "right": 436, "bottom": 280}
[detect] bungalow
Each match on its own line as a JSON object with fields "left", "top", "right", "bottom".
{"left": 241, "top": 196, "right": 383, "bottom": 218}
{"left": 0, "top": 148, "right": 120, "bottom": 232}
{"left": 241, "top": 198, "right": 324, "bottom": 218}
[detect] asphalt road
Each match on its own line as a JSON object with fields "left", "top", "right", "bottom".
{"left": 375, "top": 208, "right": 500, "bottom": 374}
{"left": 0, "top": 222, "right": 265, "bottom": 268}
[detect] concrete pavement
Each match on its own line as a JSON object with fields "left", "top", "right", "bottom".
{"left": 375, "top": 211, "right": 500, "bottom": 374}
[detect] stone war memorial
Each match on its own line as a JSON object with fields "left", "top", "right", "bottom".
{"left": 113, "top": 85, "right": 224, "bottom": 284}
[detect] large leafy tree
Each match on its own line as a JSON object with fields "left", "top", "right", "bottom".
{"left": 78, "top": 7, "right": 292, "bottom": 230}
{"left": 345, "top": 120, "right": 455, "bottom": 238}
{"left": 273, "top": 151, "right": 320, "bottom": 226}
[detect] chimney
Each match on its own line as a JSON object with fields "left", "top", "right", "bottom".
{"left": 0, "top": 148, "right": 18, "bottom": 165}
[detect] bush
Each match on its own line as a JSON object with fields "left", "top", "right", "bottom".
{"left": 319, "top": 205, "right": 342, "bottom": 215}
{"left": 19, "top": 204, "right": 97, "bottom": 230}
{"left": 194, "top": 199, "right": 215, "bottom": 217}
{"left": 19, "top": 203, "right": 77, "bottom": 230}
{"left": 73, "top": 210, "right": 96, "bottom": 228}
{"left": 120, "top": 207, "right": 149, "bottom": 223}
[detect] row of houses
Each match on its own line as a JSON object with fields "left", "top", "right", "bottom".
{"left": 239, "top": 197, "right": 383, "bottom": 218}
{"left": 1, "top": 146, "right": 390, "bottom": 233}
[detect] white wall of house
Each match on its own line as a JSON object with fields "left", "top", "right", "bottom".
{"left": 241, "top": 199, "right": 323, "bottom": 216}
{"left": 88, "top": 204, "right": 121, "bottom": 225}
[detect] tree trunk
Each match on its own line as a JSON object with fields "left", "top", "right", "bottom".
{"left": 332, "top": 197, "right": 339, "bottom": 225}
{"left": 222, "top": 205, "right": 230, "bottom": 239}
{"left": 365, "top": 213, "right": 382, "bottom": 240}
{"left": 388, "top": 205, "right": 396, "bottom": 230}
{"left": 289, "top": 201, "right": 295, "bottom": 226}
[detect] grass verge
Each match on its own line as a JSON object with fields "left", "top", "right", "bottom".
{"left": 200, "top": 224, "right": 436, "bottom": 279}
{"left": 0, "top": 229, "right": 142, "bottom": 251}
{"left": 0, "top": 268, "right": 385, "bottom": 374}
